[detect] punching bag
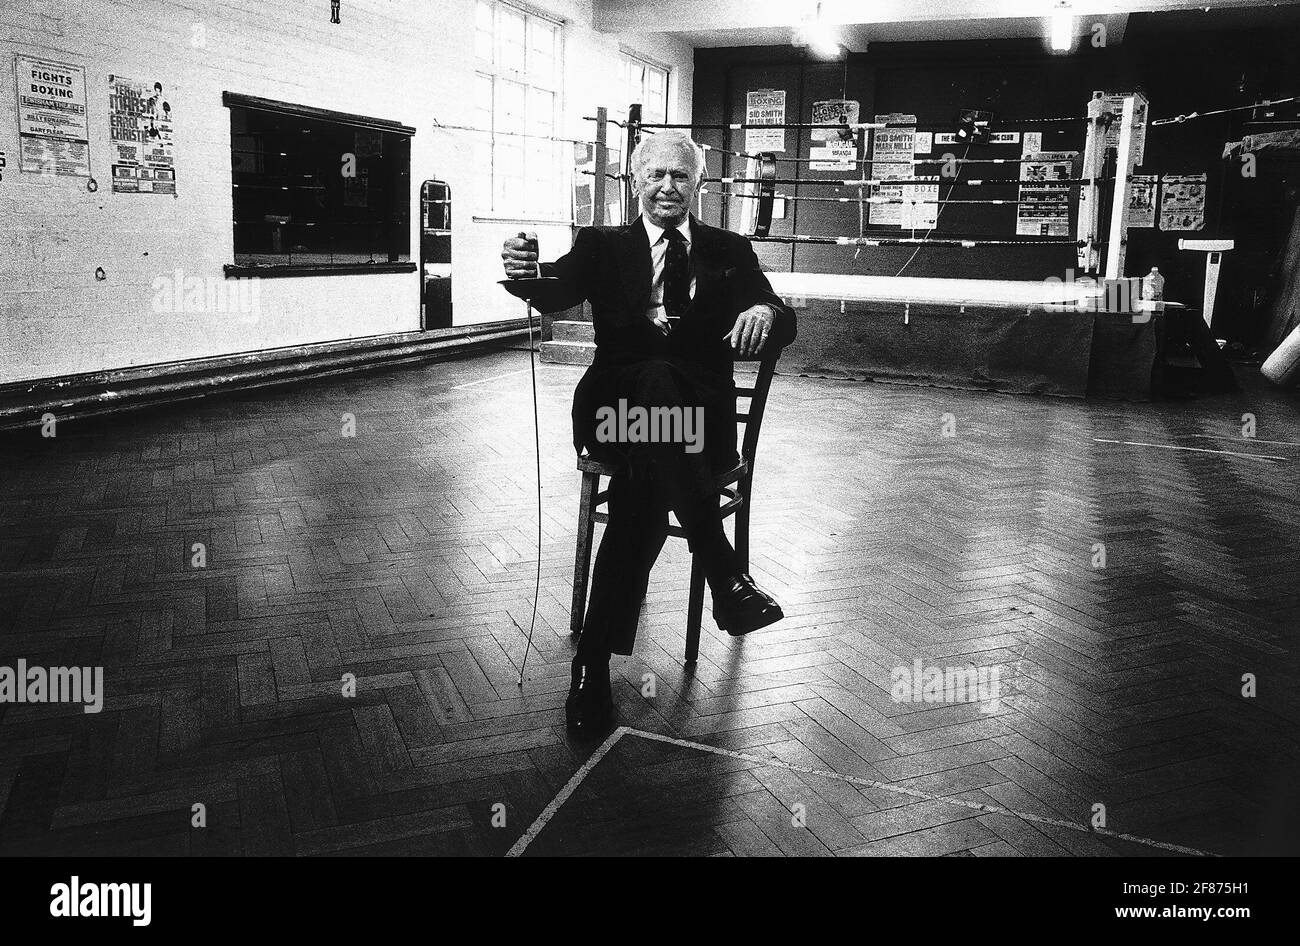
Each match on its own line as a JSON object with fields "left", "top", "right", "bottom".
{"left": 1262, "top": 322, "right": 1300, "bottom": 385}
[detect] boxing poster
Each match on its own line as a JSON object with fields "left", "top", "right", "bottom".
{"left": 904, "top": 179, "right": 940, "bottom": 230}
{"left": 13, "top": 54, "right": 90, "bottom": 177}
{"left": 809, "top": 143, "right": 856, "bottom": 171}
{"left": 1128, "top": 174, "right": 1157, "bottom": 229}
{"left": 1159, "top": 173, "right": 1206, "bottom": 231}
{"left": 810, "top": 99, "right": 859, "bottom": 142}
{"left": 1095, "top": 90, "right": 1148, "bottom": 164}
{"left": 868, "top": 114, "right": 936, "bottom": 228}
{"left": 1017, "top": 151, "right": 1076, "bottom": 236}
{"left": 745, "top": 90, "right": 785, "bottom": 153}
{"left": 108, "top": 75, "right": 176, "bottom": 194}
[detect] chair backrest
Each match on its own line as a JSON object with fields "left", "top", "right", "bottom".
{"left": 734, "top": 351, "right": 779, "bottom": 467}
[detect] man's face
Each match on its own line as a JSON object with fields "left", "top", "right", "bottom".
{"left": 636, "top": 143, "right": 699, "bottom": 228}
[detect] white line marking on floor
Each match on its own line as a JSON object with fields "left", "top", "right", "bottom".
{"left": 507, "top": 725, "right": 1217, "bottom": 857}
{"left": 1180, "top": 434, "right": 1300, "bottom": 448}
{"left": 1094, "top": 438, "right": 1285, "bottom": 462}
{"left": 451, "top": 368, "right": 531, "bottom": 390}
{"left": 626, "top": 728, "right": 1217, "bottom": 857}
{"left": 505, "top": 726, "right": 629, "bottom": 857}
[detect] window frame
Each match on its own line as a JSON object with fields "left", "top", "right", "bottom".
{"left": 221, "top": 92, "right": 417, "bottom": 278}
{"left": 618, "top": 49, "right": 670, "bottom": 126}
{"left": 472, "top": 0, "right": 568, "bottom": 224}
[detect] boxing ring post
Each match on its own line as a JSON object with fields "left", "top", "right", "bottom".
{"left": 1077, "top": 93, "right": 1106, "bottom": 275}
{"left": 623, "top": 103, "right": 642, "bottom": 225}
{"left": 1076, "top": 90, "right": 1146, "bottom": 283}
{"left": 1105, "top": 94, "right": 1142, "bottom": 282}
{"left": 592, "top": 106, "right": 608, "bottom": 228}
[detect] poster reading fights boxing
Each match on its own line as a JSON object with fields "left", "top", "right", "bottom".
{"left": 13, "top": 54, "right": 90, "bottom": 177}
{"left": 108, "top": 75, "right": 177, "bottom": 194}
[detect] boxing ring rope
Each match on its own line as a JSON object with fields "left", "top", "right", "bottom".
{"left": 746, "top": 234, "right": 1083, "bottom": 247}
{"left": 1150, "top": 94, "right": 1300, "bottom": 126}
{"left": 472, "top": 87, "right": 1291, "bottom": 273}
{"left": 704, "top": 175, "right": 1111, "bottom": 187}
{"left": 605, "top": 99, "right": 1132, "bottom": 253}
{"left": 703, "top": 190, "right": 1045, "bottom": 206}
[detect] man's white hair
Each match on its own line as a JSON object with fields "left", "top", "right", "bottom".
{"left": 630, "top": 131, "right": 706, "bottom": 181}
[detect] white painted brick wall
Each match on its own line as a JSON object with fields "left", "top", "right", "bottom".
{"left": 0, "top": 0, "right": 693, "bottom": 383}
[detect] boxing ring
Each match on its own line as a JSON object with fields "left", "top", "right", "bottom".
{"left": 588, "top": 92, "right": 1179, "bottom": 398}
{"left": 762, "top": 272, "right": 1173, "bottom": 398}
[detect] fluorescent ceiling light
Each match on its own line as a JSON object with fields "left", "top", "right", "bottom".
{"left": 797, "top": 2, "right": 843, "bottom": 59}
{"left": 1050, "top": 6, "right": 1073, "bottom": 51}
{"left": 806, "top": 25, "right": 842, "bottom": 58}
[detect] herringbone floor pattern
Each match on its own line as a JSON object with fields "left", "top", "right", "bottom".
{"left": 1, "top": 347, "right": 1298, "bottom": 856}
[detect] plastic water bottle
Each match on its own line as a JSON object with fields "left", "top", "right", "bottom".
{"left": 1141, "top": 267, "right": 1164, "bottom": 302}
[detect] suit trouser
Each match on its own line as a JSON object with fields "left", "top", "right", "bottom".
{"left": 574, "top": 358, "right": 739, "bottom": 658}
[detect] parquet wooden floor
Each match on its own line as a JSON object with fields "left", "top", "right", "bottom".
{"left": 1, "top": 347, "right": 1298, "bottom": 856}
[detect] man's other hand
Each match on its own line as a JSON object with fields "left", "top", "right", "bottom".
{"left": 502, "top": 231, "right": 539, "bottom": 279}
{"left": 725, "top": 304, "right": 775, "bottom": 357}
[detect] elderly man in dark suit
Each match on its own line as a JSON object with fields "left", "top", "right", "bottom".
{"left": 502, "top": 131, "right": 796, "bottom": 733}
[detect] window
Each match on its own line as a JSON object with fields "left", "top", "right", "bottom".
{"left": 620, "top": 52, "right": 669, "bottom": 125}
{"left": 223, "top": 93, "right": 414, "bottom": 276}
{"left": 475, "top": 1, "right": 564, "bottom": 218}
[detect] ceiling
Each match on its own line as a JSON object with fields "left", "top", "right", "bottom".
{"left": 673, "top": 15, "right": 1129, "bottom": 50}
{"left": 596, "top": 0, "right": 1300, "bottom": 50}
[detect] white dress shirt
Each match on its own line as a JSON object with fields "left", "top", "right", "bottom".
{"left": 642, "top": 216, "right": 696, "bottom": 332}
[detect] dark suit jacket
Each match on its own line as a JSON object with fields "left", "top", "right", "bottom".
{"left": 535, "top": 215, "right": 797, "bottom": 456}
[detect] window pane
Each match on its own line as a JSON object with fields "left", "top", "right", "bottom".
{"left": 476, "top": 140, "right": 493, "bottom": 209}
{"left": 498, "top": 7, "right": 525, "bottom": 73}
{"left": 498, "top": 161, "right": 524, "bottom": 212}
{"left": 475, "top": 1, "right": 493, "bottom": 61}
{"left": 496, "top": 79, "right": 525, "bottom": 129}
{"left": 475, "top": 73, "right": 493, "bottom": 123}
{"left": 529, "top": 20, "right": 555, "bottom": 58}
{"left": 497, "top": 142, "right": 523, "bottom": 179}
{"left": 526, "top": 142, "right": 548, "bottom": 210}
{"left": 615, "top": 58, "right": 667, "bottom": 122}
{"left": 525, "top": 142, "right": 558, "bottom": 216}
{"left": 527, "top": 87, "right": 553, "bottom": 136}
{"left": 528, "top": 20, "right": 555, "bottom": 84}
{"left": 647, "top": 67, "right": 666, "bottom": 123}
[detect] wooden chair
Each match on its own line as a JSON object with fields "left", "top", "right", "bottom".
{"left": 570, "top": 352, "right": 780, "bottom": 663}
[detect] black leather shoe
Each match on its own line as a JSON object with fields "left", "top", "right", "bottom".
{"left": 565, "top": 659, "right": 613, "bottom": 733}
{"left": 712, "top": 574, "right": 784, "bottom": 636}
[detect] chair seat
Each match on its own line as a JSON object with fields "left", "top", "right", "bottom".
{"left": 577, "top": 453, "right": 748, "bottom": 487}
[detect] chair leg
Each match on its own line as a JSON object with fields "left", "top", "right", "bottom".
{"left": 735, "top": 478, "right": 753, "bottom": 574}
{"left": 686, "top": 553, "right": 705, "bottom": 664}
{"left": 571, "top": 472, "right": 599, "bottom": 633}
